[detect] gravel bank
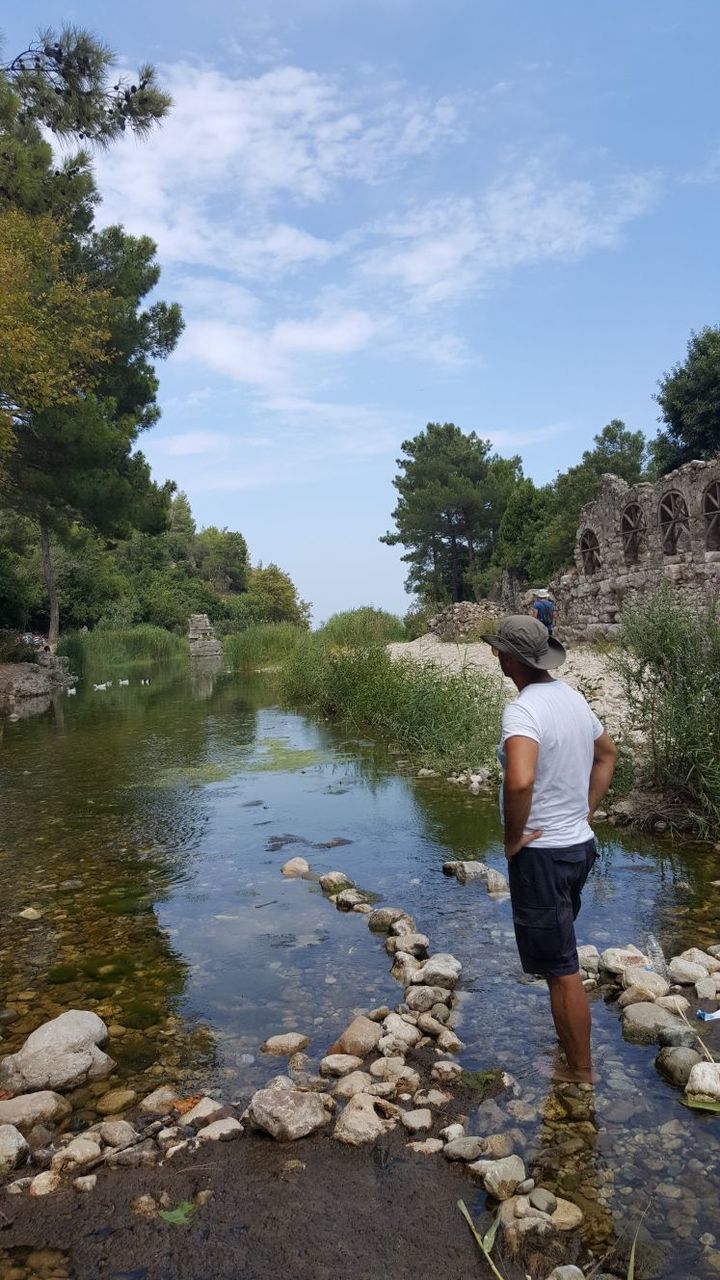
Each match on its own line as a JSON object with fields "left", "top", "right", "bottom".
{"left": 387, "top": 635, "right": 628, "bottom": 738}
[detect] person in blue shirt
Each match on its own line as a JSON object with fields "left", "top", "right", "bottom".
{"left": 532, "top": 589, "right": 556, "bottom": 636}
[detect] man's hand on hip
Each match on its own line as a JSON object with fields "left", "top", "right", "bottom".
{"left": 504, "top": 829, "right": 543, "bottom": 860}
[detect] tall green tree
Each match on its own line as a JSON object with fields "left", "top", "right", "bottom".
{"left": 0, "top": 26, "right": 176, "bottom": 644}
{"left": 1, "top": 229, "right": 181, "bottom": 644}
{"left": 651, "top": 327, "right": 720, "bottom": 474}
{"left": 381, "top": 422, "right": 522, "bottom": 603}
{"left": 196, "top": 527, "right": 249, "bottom": 594}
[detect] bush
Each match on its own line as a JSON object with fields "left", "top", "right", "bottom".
{"left": 0, "top": 630, "right": 37, "bottom": 663}
{"left": 317, "top": 607, "right": 407, "bottom": 647}
{"left": 403, "top": 605, "right": 434, "bottom": 640}
{"left": 280, "top": 636, "right": 504, "bottom": 771}
{"left": 224, "top": 623, "right": 305, "bottom": 674}
{"left": 617, "top": 585, "right": 720, "bottom": 830}
{"left": 58, "top": 626, "right": 189, "bottom": 673}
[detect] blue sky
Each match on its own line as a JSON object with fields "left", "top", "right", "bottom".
{"left": 5, "top": 2, "right": 720, "bottom": 619}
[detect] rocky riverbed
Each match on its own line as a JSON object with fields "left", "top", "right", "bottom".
{"left": 3, "top": 670, "right": 720, "bottom": 1278}
{"left": 3, "top": 848, "right": 720, "bottom": 1280}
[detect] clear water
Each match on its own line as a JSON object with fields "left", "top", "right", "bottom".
{"left": 2, "top": 661, "right": 720, "bottom": 1278}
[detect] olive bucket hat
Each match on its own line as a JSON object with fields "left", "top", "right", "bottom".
{"left": 482, "top": 614, "right": 566, "bottom": 671}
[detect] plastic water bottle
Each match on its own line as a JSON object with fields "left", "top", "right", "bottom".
{"left": 645, "top": 932, "right": 669, "bottom": 979}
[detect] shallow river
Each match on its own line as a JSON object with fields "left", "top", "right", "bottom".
{"left": 2, "top": 661, "right": 720, "bottom": 1278}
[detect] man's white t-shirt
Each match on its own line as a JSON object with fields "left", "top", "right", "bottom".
{"left": 499, "top": 679, "right": 604, "bottom": 848}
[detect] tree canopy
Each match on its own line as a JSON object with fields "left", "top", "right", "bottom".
{"left": 0, "top": 206, "right": 111, "bottom": 447}
{"left": 0, "top": 493, "right": 308, "bottom": 636}
{"left": 381, "top": 422, "right": 522, "bottom": 604}
{"left": 0, "top": 25, "right": 177, "bottom": 642}
{"left": 652, "top": 327, "right": 720, "bottom": 474}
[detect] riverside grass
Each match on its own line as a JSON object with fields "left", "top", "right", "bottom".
{"left": 58, "top": 625, "right": 189, "bottom": 673}
{"left": 617, "top": 585, "right": 720, "bottom": 832}
{"left": 224, "top": 622, "right": 305, "bottom": 674}
{"left": 280, "top": 634, "right": 504, "bottom": 772}
{"left": 318, "top": 606, "right": 407, "bottom": 647}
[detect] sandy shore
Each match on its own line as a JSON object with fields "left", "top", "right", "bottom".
{"left": 387, "top": 634, "right": 628, "bottom": 738}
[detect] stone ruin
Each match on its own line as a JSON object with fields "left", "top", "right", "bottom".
{"left": 426, "top": 600, "right": 504, "bottom": 641}
{"left": 186, "top": 613, "right": 223, "bottom": 658}
{"left": 552, "top": 457, "right": 720, "bottom": 640}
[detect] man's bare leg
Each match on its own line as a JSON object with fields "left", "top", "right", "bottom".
{"left": 546, "top": 972, "right": 595, "bottom": 1083}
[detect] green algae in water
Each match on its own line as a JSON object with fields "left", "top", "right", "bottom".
{"left": 46, "top": 964, "right": 79, "bottom": 984}
{"left": 247, "top": 737, "right": 328, "bottom": 773}
{"left": 81, "top": 952, "right": 137, "bottom": 979}
{"left": 461, "top": 1068, "right": 505, "bottom": 1100}
{"left": 97, "top": 889, "right": 153, "bottom": 916}
{"left": 122, "top": 997, "right": 164, "bottom": 1029}
{"left": 151, "top": 760, "right": 242, "bottom": 788}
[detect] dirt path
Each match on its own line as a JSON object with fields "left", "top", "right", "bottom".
{"left": 0, "top": 1126, "right": 510, "bottom": 1280}
{"left": 387, "top": 634, "right": 628, "bottom": 737}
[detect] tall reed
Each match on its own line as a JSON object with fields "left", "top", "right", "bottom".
{"left": 317, "top": 607, "right": 407, "bottom": 647}
{"left": 58, "top": 626, "right": 189, "bottom": 673}
{"left": 280, "top": 635, "right": 504, "bottom": 771}
{"left": 223, "top": 623, "right": 305, "bottom": 674}
{"left": 617, "top": 584, "right": 720, "bottom": 830}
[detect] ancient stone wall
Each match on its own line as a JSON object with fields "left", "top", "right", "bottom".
{"left": 426, "top": 600, "right": 504, "bottom": 640}
{"left": 187, "top": 613, "right": 223, "bottom": 658}
{"left": 552, "top": 458, "right": 720, "bottom": 640}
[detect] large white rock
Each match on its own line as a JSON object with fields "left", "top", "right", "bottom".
{"left": 333, "top": 1093, "right": 396, "bottom": 1146}
{"left": 668, "top": 957, "right": 709, "bottom": 985}
{"left": 0, "top": 1125, "right": 28, "bottom": 1172}
{"left": 319, "top": 1054, "right": 364, "bottom": 1078}
{"left": 599, "top": 945, "right": 648, "bottom": 976}
{"left": 260, "top": 1032, "right": 310, "bottom": 1057}
{"left": 0, "top": 1091, "right": 71, "bottom": 1134}
{"left": 685, "top": 1061, "right": 720, "bottom": 1102}
{"left": 280, "top": 857, "right": 310, "bottom": 878}
{"left": 0, "top": 1011, "right": 114, "bottom": 1093}
{"left": 469, "top": 1154, "right": 526, "bottom": 1200}
{"left": 678, "top": 947, "right": 720, "bottom": 974}
{"left": 382, "top": 1014, "right": 422, "bottom": 1049}
{"left": 196, "top": 1117, "right": 243, "bottom": 1143}
{"left": 51, "top": 1136, "right": 101, "bottom": 1171}
{"left": 319, "top": 871, "right": 355, "bottom": 895}
{"left": 621, "top": 1002, "right": 684, "bottom": 1045}
{"left": 404, "top": 986, "right": 451, "bottom": 1013}
{"left": 334, "top": 1071, "right": 374, "bottom": 1101}
{"left": 330, "top": 1015, "right": 383, "bottom": 1058}
{"left": 410, "top": 954, "right": 462, "bottom": 989}
{"left": 94, "top": 1120, "right": 137, "bottom": 1148}
{"left": 139, "top": 1085, "right": 178, "bottom": 1114}
{"left": 577, "top": 944, "right": 600, "bottom": 972}
{"left": 247, "top": 1086, "right": 330, "bottom": 1141}
{"left": 180, "top": 1097, "right": 226, "bottom": 1127}
{"left": 621, "top": 966, "right": 669, "bottom": 998}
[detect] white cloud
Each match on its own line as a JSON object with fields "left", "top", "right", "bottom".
{"left": 93, "top": 62, "right": 462, "bottom": 277}
{"left": 178, "top": 307, "right": 378, "bottom": 393}
{"left": 361, "top": 164, "right": 659, "bottom": 302}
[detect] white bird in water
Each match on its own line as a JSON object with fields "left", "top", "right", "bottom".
{"left": 93, "top": 683, "right": 108, "bottom": 692}
{"left": 119, "top": 679, "right": 129, "bottom": 687}
{"left": 66, "top": 687, "right": 77, "bottom": 696}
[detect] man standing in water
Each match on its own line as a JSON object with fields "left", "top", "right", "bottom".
{"left": 483, "top": 616, "right": 617, "bottom": 1083}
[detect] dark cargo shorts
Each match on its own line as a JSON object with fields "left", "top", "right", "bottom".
{"left": 507, "top": 838, "right": 597, "bottom": 978}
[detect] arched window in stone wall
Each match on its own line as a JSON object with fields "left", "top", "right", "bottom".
{"left": 580, "top": 529, "right": 601, "bottom": 575}
{"left": 621, "top": 502, "right": 646, "bottom": 563}
{"left": 658, "top": 490, "right": 691, "bottom": 554}
{"left": 703, "top": 480, "right": 720, "bottom": 551}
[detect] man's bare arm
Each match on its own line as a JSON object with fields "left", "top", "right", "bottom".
{"left": 588, "top": 731, "right": 618, "bottom": 819}
{"left": 503, "top": 735, "right": 542, "bottom": 858}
